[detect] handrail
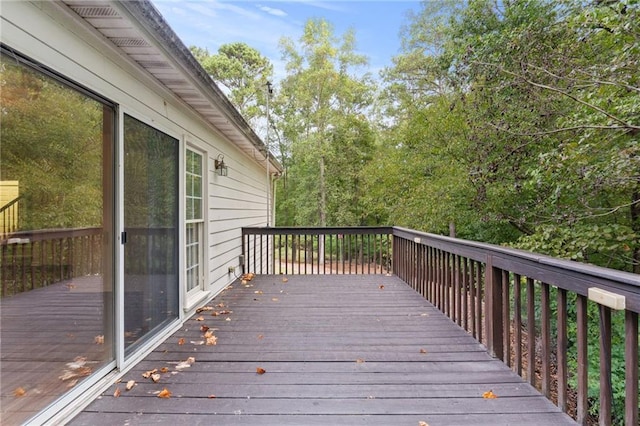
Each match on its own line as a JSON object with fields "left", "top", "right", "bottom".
{"left": 0, "top": 195, "right": 22, "bottom": 236}
{"left": 392, "top": 226, "right": 638, "bottom": 426}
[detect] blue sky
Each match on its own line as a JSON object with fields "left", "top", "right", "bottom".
{"left": 151, "top": 0, "right": 423, "bottom": 80}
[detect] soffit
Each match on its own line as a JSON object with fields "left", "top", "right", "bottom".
{"left": 59, "top": 1, "right": 281, "bottom": 172}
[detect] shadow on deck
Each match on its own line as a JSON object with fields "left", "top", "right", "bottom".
{"left": 71, "top": 274, "right": 575, "bottom": 425}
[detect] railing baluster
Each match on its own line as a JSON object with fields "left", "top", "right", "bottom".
{"left": 557, "top": 288, "right": 568, "bottom": 413}
{"left": 513, "top": 274, "right": 522, "bottom": 377}
{"left": 476, "top": 262, "right": 483, "bottom": 343}
{"left": 599, "top": 305, "right": 612, "bottom": 426}
{"left": 502, "top": 270, "right": 510, "bottom": 367}
{"left": 527, "top": 277, "right": 536, "bottom": 387}
{"left": 470, "top": 260, "right": 476, "bottom": 339}
{"left": 541, "top": 282, "right": 551, "bottom": 398}
{"left": 577, "top": 294, "right": 588, "bottom": 425}
{"left": 625, "top": 310, "right": 638, "bottom": 426}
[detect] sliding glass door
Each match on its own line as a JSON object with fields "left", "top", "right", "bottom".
{"left": 123, "top": 115, "right": 179, "bottom": 354}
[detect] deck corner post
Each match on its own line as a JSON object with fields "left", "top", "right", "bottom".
{"left": 485, "top": 255, "right": 504, "bottom": 360}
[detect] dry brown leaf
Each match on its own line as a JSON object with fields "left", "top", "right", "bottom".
{"left": 206, "top": 335, "right": 218, "bottom": 346}
{"left": 142, "top": 368, "right": 158, "bottom": 379}
{"left": 217, "top": 302, "right": 226, "bottom": 308}
{"left": 379, "top": 285, "right": 385, "bottom": 289}
{"left": 282, "top": 277, "right": 289, "bottom": 283}
{"left": 157, "top": 388, "right": 172, "bottom": 398}
{"left": 271, "top": 297, "right": 279, "bottom": 302}
{"left": 178, "top": 338, "right": 185, "bottom": 345}
{"left": 256, "top": 367, "right": 266, "bottom": 375}
{"left": 200, "top": 325, "right": 210, "bottom": 332}
{"left": 14, "top": 387, "right": 26, "bottom": 397}
{"left": 160, "top": 367, "right": 170, "bottom": 373}
{"left": 94, "top": 335, "right": 105, "bottom": 344}
{"left": 257, "top": 334, "right": 264, "bottom": 340}
{"left": 418, "top": 422, "right": 429, "bottom": 426}
{"left": 126, "top": 380, "right": 136, "bottom": 391}
{"left": 113, "top": 387, "right": 121, "bottom": 398}
{"left": 208, "top": 394, "right": 216, "bottom": 399}
{"left": 195, "top": 316, "right": 205, "bottom": 321}
{"left": 195, "top": 306, "right": 213, "bottom": 313}
{"left": 66, "top": 379, "right": 78, "bottom": 388}
{"left": 218, "top": 310, "right": 232, "bottom": 315}
{"left": 211, "top": 311, "right": 219, "bottom": 316}
{"left": 191, "top": 340, "right": 204, "bottom": 345}
{"left": 151, "top": 374, "right": 161, "bottom": 383}
{"left": 254, "top": 290, "right": 263, "bottom": 294}
{"left": 419, "top": 348, "right": 427, "bottom": 354}
{"left": 482, "top": 390, "right": 498, "bottom": 399}
{"left": 355, "top": 358, "right": 366, "bottom": 364}
{"left": 225, "top": 317, "right": 231, "bottom": 322}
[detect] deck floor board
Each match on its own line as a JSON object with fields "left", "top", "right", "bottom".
{"left": 71, "top": 274, "right": 576, "bottom": 425}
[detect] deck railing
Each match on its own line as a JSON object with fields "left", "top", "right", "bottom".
{"left": 0, "top": 227, "right": 103, "bottom": 297}
{"left": 241, "top": 226, "right": 393, "bottom": 275}
{"left": 243, "top": 226, "right": 639, "bottom": 425}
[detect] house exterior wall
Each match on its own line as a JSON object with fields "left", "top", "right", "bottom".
{"left": 2, "top": 0, "right": 268, "bottom": 294}
{"left": 0, "top": 1, "right": 270, "bottom": 423}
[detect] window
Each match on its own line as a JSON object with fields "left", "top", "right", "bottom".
{"left": 185, "top": 149, "right": 204, "bottom": 298}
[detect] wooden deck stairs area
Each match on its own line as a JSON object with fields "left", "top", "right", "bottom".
{"left": 72, "top": 274, "right": 576, "bottom": 425}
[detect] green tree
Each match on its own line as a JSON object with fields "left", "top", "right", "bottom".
{"left": 190, "top": 43, "right": 273, "bottom": 125}
{"left": 274, "top": 18, "right": 375, "bottom": 227}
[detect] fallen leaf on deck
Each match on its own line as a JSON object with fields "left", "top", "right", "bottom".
{"left": 217, "top": 302, "right": 226, "bottom": 308}
{"left": 282, "top": 277, "right": 288, "bottom": 283}
{"left": 160, "top": 367, "right": 170, "bottom": 373}
{"left": 211, "top": 311, "right": 219, "bottom": 316}
{"left": 142, "top": 368, "right": 158, "bottom": 379}
{"left": 256, "top": 367, "right": 266, "bottom": 375}
{"left": 420, "top": 349, "right": 427, "bottom": 354}
{"left": 66, "top": 379, "right": 78, "bottom": 388}
{"left": 271, "top": 297, "right": 279, "bottom": 302}
{"left": 175, "top": 356, "right": 197, "bottom": 370}
{"left": 225, "top": 317, "right": 231, "bottom": 322}
{"left": 151, "top": 374, "right": 161, "bottom": 383}
{"left": 196, "top": 316, "right": 205, "bottom": 321}
{"left": 379, "top": 285, "right": 384, "bottom": 289}
{"left": 113, "top": 387, "right": 121, "bottom": 398}
{"left": 126, "top": 380, "right": 136, "bottom": 390}
{"left": 178, "top": 338, "right": 185, "bottom": 345}
{"left": 94, "top": 335, "right": 105, "bottom": 344}
{"left": 196, "top": 306, "right": 213, "bottom": 313}
{"left": 218, "top": 310, "right": 232, "bottom": 315}
{"left": 482, "top": 390, "right": 498, "bottom": 399}
{"left": 14, "top": 387, "right": 26, "bottom": 397}
{"left": 200, "top": 325, "right": 210, "bottom": 332}
{"left": 157, "top": 388, "right": 172, "bottom": 398}
{"left": 254, "top": 290, "right": 263, "bottom": 294}
{"left": 418, "top": 422, "right": 429, "bottom": 426}
{"left": 191, "top": 340, "right": 204, "bottom": 345}
{"left": 206, "top": 335, "right": 218, "bottom": 346}
{"left": 208, "top": 394, "right": 216, "bottom": 399}
{"left": 257, "top": 334, "right": 264, "bottom": 340}
{"left": 356, "top": 358, "right": 366, "bottom": 364}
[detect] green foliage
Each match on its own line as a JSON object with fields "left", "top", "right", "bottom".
{"left": 190, "top": 43, "right": 273, "bottom": 124}
{"left": 0, "top": 58, "right": 105, "bottom": 229}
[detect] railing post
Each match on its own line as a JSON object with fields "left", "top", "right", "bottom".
{"left": 485, "top": 255, "right": 504, "bottom": 360}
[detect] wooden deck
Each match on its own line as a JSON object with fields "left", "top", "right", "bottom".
{"left": 71, "top": 274, "right": 576, "bottom": 425}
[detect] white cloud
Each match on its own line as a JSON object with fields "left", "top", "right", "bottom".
{"left": 258, "top": 5, "right": 288, "bottom": 17}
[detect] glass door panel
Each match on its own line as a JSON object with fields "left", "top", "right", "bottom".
{"left": 123, "top": 115, "right": 179, "bottom": 354}
{"left": 0, "top": 54, "right": 114, "bottom": 424}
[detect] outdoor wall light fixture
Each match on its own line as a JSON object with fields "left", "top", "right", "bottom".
{"left": 215, "top": 154, "right": 228, "bottom": 176}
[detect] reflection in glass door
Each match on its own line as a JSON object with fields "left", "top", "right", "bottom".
{"left": 123, "top": 115, "right": 179, "bottom": 354}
